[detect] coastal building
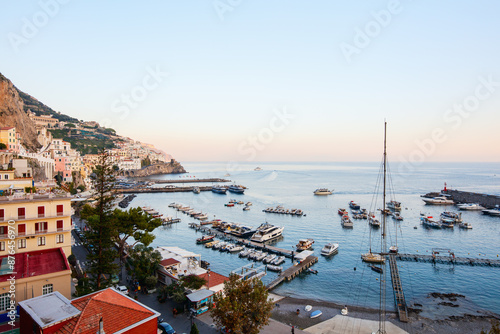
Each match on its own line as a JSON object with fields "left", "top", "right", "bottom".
{"left": 54, "top": 156, "right": 72, "bottom": 182}
{"left": 118, "top": 158, "right": 141, "bottom": 171}
{"left": 0, "top": 168, "right": 33, "bottom": 192}
{"left": 0, "top": 190, "right": 72, "bottom": 259}
{"left": 19, "top": 288, "right": 160, "bottom": 334}
{"left": 0, "top": 248, "right": 72, "bottom": 313}
{"left": 29, "top": 114, "right": 59, "bottom": 128}
{"left": 12, "top": 159, "right": 32, "bottom": 178}
{"left": 0, "top": 127, "right": 20, "bottom": 153}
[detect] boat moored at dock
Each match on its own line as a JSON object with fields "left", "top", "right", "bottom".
{"left": 422, "top": 196, "right": 454, "bottom": 205}
{"left": 296, "top": 238, "right": 314, "bottom": 251}
{"left": 250, "top": 223, "right": 285, "bottom": 243}
{"left": 212, "top": 185, "right": 227, "bottom": 194}
{"left": 228, "top": 185, "right": 245, "bottom": 194}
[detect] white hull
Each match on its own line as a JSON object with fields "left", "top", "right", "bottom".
{"left": 250, "top": 225, "right": 285, "bottom": 243}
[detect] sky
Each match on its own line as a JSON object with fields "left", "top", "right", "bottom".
{"left": 1, "top": 1, "right": 500, "bottom": 163}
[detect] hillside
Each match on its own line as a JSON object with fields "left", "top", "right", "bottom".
{"left": 16, "top": 89, "right": 79, "bottom": 123}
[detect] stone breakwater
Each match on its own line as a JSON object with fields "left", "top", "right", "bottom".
{"left": 119, "top": 161, "right": 186, "bottom": 177}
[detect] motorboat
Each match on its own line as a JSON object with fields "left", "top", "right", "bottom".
{"left": 314, "top": 188, "right": 333, "bottom": 195}
{"left": 459, "top": 222, "right": 473, "bottom": 229}
{"left": 361, "top": 251, "right": 385, "bottom": 263}
{"left": 422, "top": 196, "right": 454, "bottom": 205}
{"left": 387, "top": 200, "right": 401, "bottom": 211}
{"left": 229, "top": 245, "right": 244, "bottom": 253}
{"left": 212, "top": 241, "right": 225, "bottom": 250}
{"left": 458, "top": 203, "right": 485, "bottom": 211}
{"left": 237, "top": 201, "right": 244, "bottom": 205}
{"left": 341, "top": 215, "right": 353, "bottom": 228}
{"left": 192, "top": 186, "right": 201, "bottom": 194}
{"left": 211, "top": 185, "right": 227, "bottom": 194}
{"left": 349, "top": 201, "right": 361, "bottom": 210}
{"left": 482, "top": 207, "right": 500, "bottom": 216}
{"left": 368, "top": 213, "right": 380, "bottom": 228}
{"left": 266, "top": 265, "right": 282, "bottom": 272}
{"left": 196, "top": 235, "right": 215, "bottom": 244}
{"left": 254, "top": 252, "right": 268, "bottom": 262}
{"left": 338, "top": 208, "right": 347, "bottom": 215}
{"left": 272, "top": 256, "right": 285, "bottom": 265}
{"left": 263, "top": 254, "right": 277, "bottom": 264}
{"left": 238, "top": 248, "right": 252, "bottom": 258}
{"left": 243, "top": 206, "right": 250, "bottom": 211}
{"left": 228, "top": 225, "right": 257, "bottom": 239}
{"left": 246, "top": 202, "right": 252, "bottom": 206}
{"left": 250, "top": 223, "right": 285, "bottom": 243}
{"left": 421, "top": 216, "right": 442, "bottom": 229}
{"left": 228, "top": 185, "right": 245, "bottom": 194}
{"left": 392, "top": 212, "right": 404, "bottom": 221}
{"left": 389, "top": 245, "right": 398, "bottom": 254}
{"left": 441, "top": 211, "right": 462, "bottom": 223}
{"left": 321, "top": 243, "right": 339, "bottom": 256}
{"left": 254, "top": 167, "right": 262, "bottom": 171}
{"left": 440, "top": 219, "right": 454, "bottom": 229}
{"left": 296, "top": 239, "right": 314, "bottom": 251}
{"left": 194, "top": 213, "right": 208, "bottom": 220}
{"left": 370, "top": 265, "right": 383, "bottom": 274}
{"left": 204, "top": 240, "right": 219, "bottom": 248}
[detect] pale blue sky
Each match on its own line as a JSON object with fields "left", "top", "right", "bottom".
{"left": 1, "top": 1, "right": 499, "bottom": 162}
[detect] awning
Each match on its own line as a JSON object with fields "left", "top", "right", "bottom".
{"left": 186, "top": 289, "right": 214, "bottom": 302}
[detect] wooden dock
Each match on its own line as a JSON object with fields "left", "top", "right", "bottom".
{"left": 388, "top": 255, "right": 408, "bottom": 322}
{"left": 266, "top": 256, "right": 319, "bottom": 290}
{"left": 396, "top": 253, "right": 500, "bottom": 267}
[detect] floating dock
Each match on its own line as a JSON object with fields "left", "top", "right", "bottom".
{"left": 388, "top": 255, "right": 408, "bottom": 322}
{"left": 266, "top": 255, "right": 318, "bottom": 290}
{"left": 396, "top": 253, "right": 500, "bottom": 267}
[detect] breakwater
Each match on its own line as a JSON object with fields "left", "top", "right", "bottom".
{"left": 443, "top": 189, "right": 500, "bottom": 208}
{"left": 144, "top": 178, "right": 231, "bottom": 184}
{"left": 117, "top": 186, "right": 212, "bottom": 193}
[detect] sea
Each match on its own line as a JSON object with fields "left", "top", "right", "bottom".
{"left": 127, "top": 161, "right": 500, "bottom": 319}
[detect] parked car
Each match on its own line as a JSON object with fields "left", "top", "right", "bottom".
{"left": 158, "top": 322, "right": 176, "bottom": 334}
{"left": 114, "top": 285, "right": 128, "bottom": 295}
{"left": 110, "top": 274, "right": 119, "bottom": 285}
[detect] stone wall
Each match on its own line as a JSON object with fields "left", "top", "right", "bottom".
{"left": 120, "top": 161, "right": 186, "bottom": 177}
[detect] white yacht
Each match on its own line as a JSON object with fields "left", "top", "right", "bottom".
{"left": 458, "top": 203, "right": 485, "bottom": 211}
{"left": 422, "top": 196, "right": 454, "bottom": 205}
{"left": 250, "top": 223, "right": 284, "bottom": 243}
{"left": 321, "top": 243, "right": 339, "bottom": 256}
{"left": 314, "top": 188, "right": 333, "bottom": 195}
{"left": 387, "top": 200, "right": 401, "bottom": 211}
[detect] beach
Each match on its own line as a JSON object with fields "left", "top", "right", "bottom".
{"left": 270, "top": 295, "right": 499, "bottom": 334}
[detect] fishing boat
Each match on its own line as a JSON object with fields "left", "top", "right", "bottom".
{"left": 196, "top": 235, "right": 215, "bottom": 244}
{"left": 422, "top": 196, "right": 454, "bottom": 205}
{"left": 192, "top": 186, "right": 201, "bottom": 194}
{"left": 338, "top": 208, "right": 347, "bottom": 215}
{"left": 349, "top": 201, "right": 361, "bottom": 210}
{"left": 421, "top": 216, "right": 442, "bottom": 229}
{"left": 224, "top": 203, "right": 234, "bottom": 207}
{"left": 296, "top": 238, "right": 314, "bottom": 251}
{"left": 228, "top": 185, "right": 245, "bottom": 194}
{"left": 314, "top": 188, "right": 333, "bottom": 195}
{"left": 341, "top": 214, "right": 353, "bottom": 228}
{"left": 321, "top": 243, "right": 339, "bottom": 256}
{"left": 211, "top": 185, "right": 227, "bottom": 194}
{"left": 250, "top": 223, "right": 285, "bottom": 243}
{"left": 368, "top": 212, "right": 381, "bottom": 228}
{"left": 387, "top": 200, "right": 401, "bottom": 211}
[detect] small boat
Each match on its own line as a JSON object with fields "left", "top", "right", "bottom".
{"left": 296, "top": 238, "right": 314, "bottom": 251}
{"left": 421, "top": 216, "right": 442, "bottom": 229}
{"left": 392, "top": 212, "right": 404, "bottom": 221}
{"left": 459, "top": 222, "right": 473, "bottom": 229}
{"left": 370, "top": 265, "right": 383, "bottom": 274}
{"left": 266, "top": 265, "right": 282, "bottom": 272}
{"left": 193, "top": 186, "right": 201, "bottom": 194}
{"left": 361, "top": 251, "right": 385, "bottom": 263}
{"left": 254, "top": 252, "right": 268, "bottom": 262}
{"left": 310, "top": 310, "right": 322, "bottom": 318}
{"left": 422, "top": 196, "right": 454, "bottom": 205}
{"left": 338, "top": 208, "right": 347, "bottom": 215}
{"left": 387, "top": 200, "right": 402, "bottom": 211}
{"left": 389, "top": 245, "right": 398, "bottom": 254}
{"left": 458, "top": 203, "right": 485, "bottom": 211}
{"left": 482, "top": 207, "right": 500, "bottom": 216}
{"left": 205, "top": 240, "right": 219, "bottom": 248}
{"left": 305, "top": 305, "right": 312, "bottom": 312}
{"left": 272, "top": 256, "right": 286, "bottom": 265}
{"left": 196, "top": 235, "right": 215, "bottom": 244}
{"left": 246, "top": 202, "right": 252, "bottom": 206}
{"left": 368, "top": 213, "right": 380, "bottom": 228}
{"left": 349, "top": 201, "right": 361, "bottom": 210}
{"left": 195, "top": 214, "right": 208, "bottom": 220}
{"left": 341, "top": 307, "right": 348, "bottom": 316}
{"left": 314, "top": 188, "right": 333, "bottom": 195}
{"left": 307, "top": 268, "right": 318, "bottom": 274}
{"left": 212, "top": 241, "right": 225, "bottom": 250}
{"left": 263, "top": 254, "right": 277, "bottom": 264}
{"left": 228, "top": 185, "right": 245, "bottom": 194}
{"left": 168, "top": 202, "right": 177, "bottom": 208}
{"left": 225, "top": 203, "right": 235, "bottom": 207}
{"left": 341, "top": 215, "right": 353, "bottom": 228}
{"left": 321, "top": 243, "right": 339, "bottom": 256}
{"left": 243, "top": 206, "right": 250, "bottom": 211}
{"left": 239, "top": 249, "right": 252, "bottom": 258}
{"left": 229, "top": 245, "right": 244, "bottom": 253}
{"left": 237, "top": 201, "right": 244, "bottom": 205}
{"left": 254, "top": 167, "right": 262, "bottom": 171}
{"left": 212, "top": 185, "right": 227, "bottom": 194}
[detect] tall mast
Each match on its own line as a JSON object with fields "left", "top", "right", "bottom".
{"left": 378, "top": 121, "right": 387, "bottom": 334}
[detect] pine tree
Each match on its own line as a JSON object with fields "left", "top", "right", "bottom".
{"left": 81, "top": 149, "right": 119, "bottom": 290}
{"left": 190, "top": 323, "right": 199, "bottom": 334}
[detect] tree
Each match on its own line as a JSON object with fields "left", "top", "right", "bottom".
{"left": 0, "top": 143, "right": 6, "bottom": 150}
{"left": 110, "top": 207, "right": 162, "bottom": 266}
{"left": 145, "top": 275, "right": 158, "bottom": 290}
{"left": 481, "top": 321, "right": 500, "bottom": 334}
{"left": 81, "top": 149, "right": 118, "bottom": 290}
{"left": 128, "top": 244, "right": 162, "bottom": 283}
{"left": 211, "top": 274, "right": 274, "bottom": 334}
{"left": 181, "top": 274, "right": 206, "bottom": 290}
{"left": 190, "top": 323, "right": 199, "bottom": 334}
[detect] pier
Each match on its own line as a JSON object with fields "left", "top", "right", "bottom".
{"left": 396, "top": 253, "right": 500, "bottom": 267}
{"left": 423, "top": 188, "right": 500, "bottom": 208}
{"left": 266, "top": 256, "right": 318, "bottom": 290}
{"left": 388, "top": 255, "right": 408, "bottom": 322}
{"left": 139, "top": 178, "right": 231, "bottom": 184}
{"left": 117, "top": 186, "right": 213, "bottom": 194}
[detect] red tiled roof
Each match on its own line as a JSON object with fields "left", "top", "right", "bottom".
{"left": 198, "top": 271, "right": 229, "bottom": 288}
{"left": 58, "top": 288, "right": 157, "bottom": 334}
{"left": 0, "top": 127, "right": 14, "bottom": 130}
{"left": 0, "top": 248, "right": 70, "bottom": 283}
{"left": 160, "top": 258, "right": 180, "bottom": 267}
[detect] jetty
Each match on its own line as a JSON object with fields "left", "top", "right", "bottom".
{"left": 422, "top": 185, "right": 500, "bottom": 208}
{"left": 388, "top": 255, "right": 408, "bottom": 322}
{"left": 139, "top": 178, "right": 231, "bottom": 184}
{"left": 266, "top": 255, "right": 318, "bottom": 290}
{"left": 396, "top": 252, "right": 500, "bottom": 267}
{"left": 117, "top": 186, "right": 213, "bottom": 194}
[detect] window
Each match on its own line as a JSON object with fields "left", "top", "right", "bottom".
{"left": 0, "top": 209, "right": 4, "bottom": 221}
{"left": 42, "top": 284, "right": 53, "bottom": 295}
{"left": 56, "top": 220, "right": 63, "bottom": 231}
{"left": 18, "top": 207, "right": 25, "bottom": 220}
{"left": 35, "top": 222, "right": 47, "bottom": 234}
{"left": 56, "top": 205, "right": 64, "bottom": 216}
{"left": 38, "top": 206, "right": 45, "bottom": 218}
{"left": 18, "top": 239, "right": 26, "bottom": 249}
{"left": 0, "top": 226, "right": 7, "bottom": 238}
{"left": 56, "top": 234, "right": 64, "bottom": 244}
{"left": 18, "top": 224, "right": 25, "bottom": 236}
{"left": 37, "top": 236, "right": 46, "bottom": 246}
{"left": 0, "top": 293, "right": 10, "bottom": 311}
{"left": 0, "top": 242, "right": 4, "bottom": 251}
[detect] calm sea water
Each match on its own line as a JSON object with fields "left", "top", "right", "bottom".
{"left": 128, "top": 162, "right": 500, "bottom": 318}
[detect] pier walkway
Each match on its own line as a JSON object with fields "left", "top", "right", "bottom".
{"left": 266, "top": 256, "right": 318, "bottom": 290}
{"left": 145, "top": 178, "right": 231, "bottom": 184}
{"left": 117, "top": 186, "right": 212, "bottom": 194}
{"left": 396, "top": 253, "right": 500, "bottom": 267}
{"left": 388, "top": 255, "right": 408, "bottom": 323}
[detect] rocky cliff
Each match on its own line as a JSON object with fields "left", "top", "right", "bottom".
{"left": 119, "top": 161, "right": 186, "bottom": 177}
{"left": 0, "top": 73, "right": 41, "bottom": 150}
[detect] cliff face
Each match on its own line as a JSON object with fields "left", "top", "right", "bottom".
{"left": 0, "top": 73, "right": 41, "bottom": 150}
{"left": 119, "top": 161, "right": 186, "bottom": 177}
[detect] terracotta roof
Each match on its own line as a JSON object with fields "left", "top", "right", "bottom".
{"left": 198, "top": 271, "right": 229, "bottom": 288}
{"left": 0, "top": 248, "right": 70, "bottom": 283}
{"left": 59, "top": 288, "right": 158, "bottom": 334}
{"left": 0, "top": 127, "right": 14, "bottom": 130}
{"left": 160, "top": 258, "right": 180, "bottom": 267}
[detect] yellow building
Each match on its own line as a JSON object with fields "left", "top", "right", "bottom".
{"left": 0, "top": 169, "right": 33, "bottom": 192}
{"left": 0, "top": 127, "right": 19, "bottom": 152}
{"left": 0, "top": 248, "right": 72, "bottom": 313}
{"left": 0, "top": 194, "right": 72, "bottom": 259}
